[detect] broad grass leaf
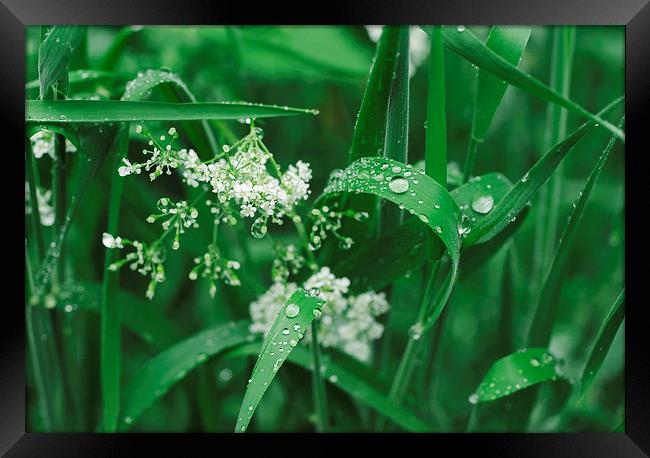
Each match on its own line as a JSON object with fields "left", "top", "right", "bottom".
{"left": 332, "top": 172, "right": 519, "bottom": 292}
{"left": 462, "top": 97, "right": 623, "bottom": 247}
{"left": 119, "top": 321, "right": 252, "bottom": 430}
{"left": 38, "top": 26, "right": 87, "bottom": 99}
{"left": 235, "top": 289, "right": 325, "bottom": 432}
{"left": 472, "top": 348, "right": 562, "bottom": 403}
{"left": 419, "top": 26, "right": 624, "bottom": 142}
{"left": 472, "top": 26, "right": 532, "bottom": 142}
{"left": 579, "top": 289, "right": 624, "bottom": 399}
{"left": 228, "top": 343, "right": 435, "bottom": 432}
{"left": 318, "top": 157, "right": 461, "bottom": 317}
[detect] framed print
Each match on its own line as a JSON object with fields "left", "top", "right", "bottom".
{"left": 3, "top": 0, "right": 649, "bottom": 455}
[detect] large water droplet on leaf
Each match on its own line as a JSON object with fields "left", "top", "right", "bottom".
{"left": 471, "top": 194, "right": 494, "bottom": 214}
{"left": 388, "top": 176, "right": 409, "bottom": 194}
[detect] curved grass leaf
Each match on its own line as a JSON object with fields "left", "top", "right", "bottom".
{"left": 38, "top": 26, "right": 87, "bottom": 98}
{"left": 332, "top": 172, "right": 517, "bottom": 292}
{"left": 318, "top": 157, "right": 461, "bottom": 321}
{"left": 26, "top": 69, "right": 130, "bottom": 91}
{"left": 119, "top": 321, "right": 252, "bottom": 430}
{"left": 472, "top": 26, "right": 531, "bottom": 142}
{"left": 228, "top": 343, "right": 435, "bottom": 432}
{"left": 26, "top": 100, "right": 319, "bottom": 123}
{"left": 235, "top": 289, "right": 325, "bottom": 432}
{"left": 462, "top": 97, "right": 623, "bottom": 247}
{"left": 26, "top": 123, "right": 80, "bottom": 151}
{"left": 98, "top": 26, "right": 143, "bottom": 71}
{"left": 472, "top": 348, "right": 562, "bottom": 403}
{"left": 419, "top": 26, "right": 624, "bottom": 142}
{"left": 527, "top": 118, "right": 624, "bottom": 346}
{"left": 580, "top": 289, "right": 625, "bottom": 398}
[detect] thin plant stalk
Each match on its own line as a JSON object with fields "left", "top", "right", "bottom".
{"left": 531, "top": 26, "right": 575, "bottom": 301}
{"left": 462, "top": 137, "right": 479, "bottom": 183}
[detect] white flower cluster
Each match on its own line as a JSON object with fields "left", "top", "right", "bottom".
{"left": 271, "top": 243, "right": 306, "bottom": 282}
{"left": 103, "top": 233, "right": 166, "bottom": 299}
{"left": 249, "top": 267, "right": 389, "bottom": 362}
{"left": 30, "top": 130, "right": 77, "bottom": 159}
{"left": 25, "top": 182, "right": 55, "bottom": 226}
{"left": 118, "top": 125, "right": 313, "bottom": 236}
{"left": 365, "top": 26, "right": 430, "bottom": 77}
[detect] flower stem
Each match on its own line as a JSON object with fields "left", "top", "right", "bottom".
{"left": 462, "top": 137, "right": 479, "bottom": 183}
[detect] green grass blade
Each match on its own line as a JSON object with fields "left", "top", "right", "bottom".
{"left": 418, "top": 26, "right": 624, "bottom": 142}
{"left": 471, "top": 348, "right": 562, "bottom": 403}
{"left": 579, "top": 289, "right": 624, "bottom": 398}
{"left": 462, "top": 97, "right": 623, "bottom": 247}
{"left": 471, "top": 26, "right": 532, "bottom": 142}
{"left": 26, "top": 100, "right": 319, "bottom": 123}
{"left": 424, "top": 26, "right": 447, "bottom": 185}
{"left": 381, "top": 26, "right": 410, "bottom": 235}
{"left": 228, "top": 343, "right": 436, "bottom": 432}
{"left": 38, "top": 26, "right": 86, "bottom": 98}
{"left": 119, "top": 321, "right": 252, "bottom": 430}
{"left": 235, "top": 289, "right": 325, "bottom": 432}
{"left": 527, "top": 118, "right": 624, "bottom": 346}
{"left": 26, "top": 69, "right": 130, "bottom": 91}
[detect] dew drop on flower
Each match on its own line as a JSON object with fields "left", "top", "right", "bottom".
{"left": 471, "top": 195, "right": 494, "bottom": 214}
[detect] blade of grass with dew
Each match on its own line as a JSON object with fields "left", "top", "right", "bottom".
{"left": 579, "top": 289, "right": 625, "bottom": 399}
{"left": 465, "top": 26, "right": 531, "bottom": 179}
{"left": 316, "top": 156, "right": 461, "bottom": 311}
{"left": 332, "top": 172, "right": 520, "bottom": 292}
{"left": 527, "top": 118, "right": 624, "bottom": 347}
{"left": 26, "top": 100, "right": 319, "bottom": 123}
{"left": 381, "top": 26, "right": 410, "bottom": 235}
{"left": 470, "top": 348, "right": 563, "bottom": 404}
{"left": 118, "top": 321, "right": 252, "bottom": 430}
{"left": 235, "top": 289, "right": 325, "bottom": 432}
{"left": 38, "top": 26, "right": 87, "bottom": 99}
{"left": 461, "top": 97, "right": 623, "bottom": 247}
{"left": 418, "top": 26, "right": 624, "bottom": 142}
{"left": 227, "top": 342, "right": 435, "bottom": 432}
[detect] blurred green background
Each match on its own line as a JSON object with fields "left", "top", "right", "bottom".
{"left": 25, "top": 26, "right": 624, "bottom": 432}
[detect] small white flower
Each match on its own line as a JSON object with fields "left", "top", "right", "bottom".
{"left": 240, "top": 204, "right": 256, "bottom": 218}
{"left": 102, "top": 232, "right": 123, "bottom": 249}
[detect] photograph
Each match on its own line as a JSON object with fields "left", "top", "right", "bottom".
{"left": 22, "top": 23, "right": 627, "bottom": 436}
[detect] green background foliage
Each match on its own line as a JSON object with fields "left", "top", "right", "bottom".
{"left": 24, "top": 25, "right": 624, "bottom": 432}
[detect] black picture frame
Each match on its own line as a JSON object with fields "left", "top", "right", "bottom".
{"left": 3, "top": 0, "right": 648, "bottom": 455}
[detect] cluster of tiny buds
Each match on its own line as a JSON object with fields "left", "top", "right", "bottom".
{"left": 308, "top": 202, "right": 368, "bottom": 251}
{"left": 146, "top": 198, "right": 199, "bottom": 250}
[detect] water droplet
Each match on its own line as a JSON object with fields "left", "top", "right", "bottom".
{"left": 530, "top": 357, "right": 541, "bottom": 367}
{"left": 285, "top": 303, "right": 300, "bottom": 318}
{"left": 373, "top": 173, "right": 385, "bottom": 182}
{"left": 434, "top": 226, "right": 443, "bottom": 233}
{"left": 312, "top": 308, "right": 322, "bottom": 318}
{"left": 282, "top": 328, "right": 290, "bottom": 335}
{"left": 329, "top": 375, "right": 338, "bottom": 383}
{"left": 418, "top": 214, "right": 429, "bottom": 223}
{"left": 289, "top": 340, "right": 298, "bottom": 347}
{"left": 468, "top": 393, "right": 478, "bottom": 404}
{"left": 457, "top": 25, "right": 466, "bottom": 32}
{"left": 124, "top": 416, "right": 133, "bottom": 424}
{"left": 388, "top": 177, "right": 409, "bottom": 194}
{"left": 471, "top": 194, "right": 494, "bottom": 214}
{"left": 391, "top": 165, "right": 402, "bottom": 173}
